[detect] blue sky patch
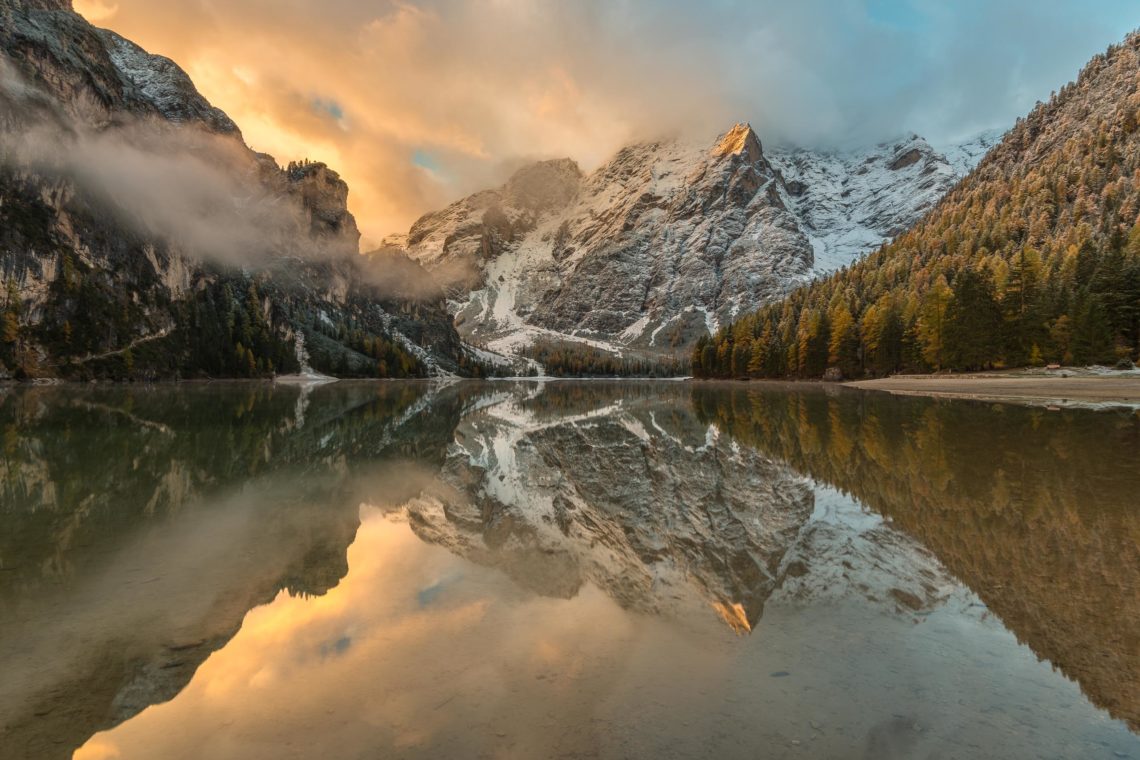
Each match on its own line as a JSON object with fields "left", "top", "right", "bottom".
{"left": 312, "top": 97, "right": 345, "bottom": 122}
{"left": 412, "top": 149, "right": 441, "bottom": 173}
{"left": 319, "top": 635, "right": 352, "bottom": 658}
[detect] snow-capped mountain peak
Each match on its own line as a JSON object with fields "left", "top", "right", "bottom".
{"left": 713, "top": 122, "right": 764, "bottom": 159}
{"left": 400, "top": 123, "right": 1002, "bottom": 363}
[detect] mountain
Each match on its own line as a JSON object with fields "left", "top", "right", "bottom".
{"left": 0, "top": 0, "right": 469, "bottom": 380}
{"left": 694, "top": 35, "right": 1140, "bottom": 379}
{"left": 400, "top": 123, "right": 996, "bottom": 365}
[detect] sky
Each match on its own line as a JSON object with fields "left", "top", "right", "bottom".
{"left": 72, "top": 0, "right": 1140, "bottom": 247}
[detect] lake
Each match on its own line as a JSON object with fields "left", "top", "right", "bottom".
{"left": 1, "top": 380, "right": 1137, "bottom": 759}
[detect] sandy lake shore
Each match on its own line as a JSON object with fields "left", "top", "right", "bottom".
{"left": 847, "top": 372, "right": 1140, "bottom": 409}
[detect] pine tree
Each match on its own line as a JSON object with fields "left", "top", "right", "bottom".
{"left": 828, "top": 305, "right": 860, "bottom": 378}
{"left": 944, "top": 268, "right": 1003, "bottom": 371}
{"left": 917, "top": 276, "right": 952, "bottom": 370}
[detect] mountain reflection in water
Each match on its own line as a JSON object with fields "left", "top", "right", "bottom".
{"left": 0, "top": 381, "right": 1135, "bottom": 760}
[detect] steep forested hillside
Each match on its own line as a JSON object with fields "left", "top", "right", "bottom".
{"left": 694, "top": 34, "right": 1140, "bottom": 379}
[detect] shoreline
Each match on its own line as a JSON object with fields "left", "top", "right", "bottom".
{"left": 5, "top": 372, "right": 1140, "bottom": 411}
{"left": 846, "top": 374, "right": 1140, "bottom": 410}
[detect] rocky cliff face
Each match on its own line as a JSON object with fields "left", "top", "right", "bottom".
{"left": 406, "top": 124, "right": 811, "bottom": 358}
{"left": 402, "top": 125, "right": 998, "bottom": 362}
{"left": 0, "top": 0, "right": 465, "bottom": 380}
{"left": 0, "top": 0, "right": 237, "bottom": 133}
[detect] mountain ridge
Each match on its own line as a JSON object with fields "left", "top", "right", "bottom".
{"left": 398, "top": 122, "right": 1000, "bottom": 365}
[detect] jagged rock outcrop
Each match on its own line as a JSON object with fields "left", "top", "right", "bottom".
{"left": 280, "top": 160, "right": 361, "bottom": 244}
{"left": 402, "top": 124, "right": 999, "bottom": 360}
{"left": 0, "top": 0, "right": 465, "bottom": 379}
{"left": 0, "top": 1, "right": 236, "bottom": 133}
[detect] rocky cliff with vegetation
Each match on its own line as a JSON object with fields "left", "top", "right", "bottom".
{"left": 694, "top": 34, "right": 1140, "bottom": 379}
{"left": 0, "top": 0, "right": 469, "bottom": 380}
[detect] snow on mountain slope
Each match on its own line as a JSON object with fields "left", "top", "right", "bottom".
{"left": 98, "top": 29, "right": 240, "bottom": 134}
{"left": 401, "top": 124, "right": 1000, "bottom": 361}
{"left": 405, "top": 124, "right": 810, "bottom": 358}
{"left": 937, "top": 128, "right": 1004, "bottom": 177}
{"left": 768, "top": 134, "right": 968, "bottom": 274}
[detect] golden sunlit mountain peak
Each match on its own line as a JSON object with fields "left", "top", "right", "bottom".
{"left": 712, "top": 122, "right": 762, "bottom": 160}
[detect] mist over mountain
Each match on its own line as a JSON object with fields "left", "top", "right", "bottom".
{"left": 72, "top": 0, "right": 1139, "bottom": 242}
{"left": 0, "top": 0, "right": 471, "bottom": 380}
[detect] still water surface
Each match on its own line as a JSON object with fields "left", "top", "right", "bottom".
{"left": 0, "top": 381, "right": 1137, "bottom": 759}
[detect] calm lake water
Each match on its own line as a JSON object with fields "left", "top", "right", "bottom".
{"left": 0, "top": 380, "right": 1138, "bottom": 760}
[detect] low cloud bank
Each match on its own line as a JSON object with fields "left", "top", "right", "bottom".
{"left": 0, "top": 57, "right": 465, "bottom": 301}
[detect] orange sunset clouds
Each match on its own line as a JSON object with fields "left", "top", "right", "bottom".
{"left": 71, "top": 0, "right": 1139, "bottom": 246}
